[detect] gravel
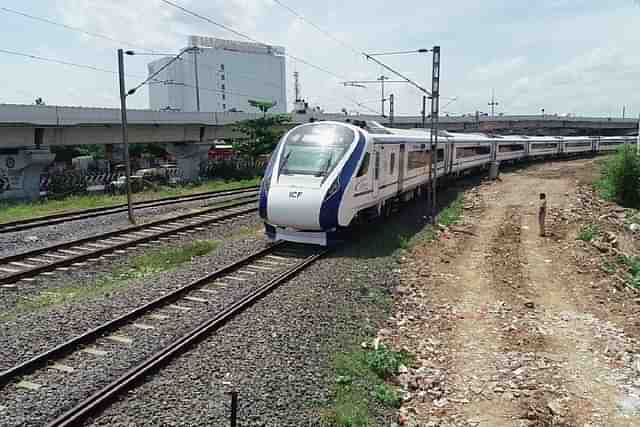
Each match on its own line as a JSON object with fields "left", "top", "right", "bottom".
{"left": 85, "top": 226, "right": 405, "bottom": 426}
{"left": 1, "top": 202, "right": 419, "bottom": 426}
{"left": 0, "top": 208, "right": 260, "bottom": 314}
{"left": 0, "top": 192, "right": 257, "bottom": 258}
{"left": 0, "top": 213, "right": 263, "bottom": 370}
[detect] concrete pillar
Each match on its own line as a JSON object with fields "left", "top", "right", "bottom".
{"left": 166, "top": 143, "right": 210, "bottom": 182}
{"left": 489, "top": 161, "right": 500, "bottom": 180}
{"left": 0, "top": 146, "right": 55, "bottom": 201}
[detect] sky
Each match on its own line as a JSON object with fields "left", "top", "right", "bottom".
{"left": 1, "top": 0, "right": 640, "bottom": 117}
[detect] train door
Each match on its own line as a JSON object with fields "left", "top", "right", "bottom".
{"left": 372, "top": 147, "right": 381, "bottom": 198}
{"left": 398, "top": 144, "right": 405, "bottom": 193}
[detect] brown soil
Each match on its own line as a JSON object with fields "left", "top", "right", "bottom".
{"left": 386, "top": 159, "right": 640, "bottom": 427}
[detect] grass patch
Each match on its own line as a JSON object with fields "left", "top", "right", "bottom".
{"left": 3, "top": 240, "right": 220, "bottom": 320}
{"left": 365, "top": 345, "right": 413, "bottom": 379}
{"left": 596, "top": 145, "right": 640, "bottom": 208}
{"left": 618, "top": 255, "right": 640, "bottom": 289}
{"left": 577, "top": 224, "right": 600, "bottom": 242}
{"left": 437, "top": 192, "right": 465, "bottom": 227}
{"left": 321, "top": 344, "right": 413, "bottom": 426}
{"left": 0, "top": 178, "right": 260, "bottom": 224}
{"left": 373, "top": 383, "right": 402, "bottom": 408}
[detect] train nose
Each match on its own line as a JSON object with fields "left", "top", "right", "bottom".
{"left": 267, "top": 185, "right": 324, "bottom": 230}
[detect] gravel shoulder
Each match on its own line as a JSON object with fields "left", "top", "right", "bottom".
{"left": 0, "top": 192, "right": 256, "bottom": 258}
{"left": 1, "top": 206, "right": 407, "bottom": 426}
{"left": 386, "top": 158, "right": 640, "bottom": 426}
{"left": 0, "top": 215, "right": 263, "bottom": 372}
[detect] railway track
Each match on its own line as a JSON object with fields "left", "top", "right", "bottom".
{"left": 0, "top": 185, "right": 259, "bottom": 234}
{"left": 0, "top": 197, "right": 258, "bottom": 286}
{"left": 0, "top": 242, "right": 328, "bottom": 426}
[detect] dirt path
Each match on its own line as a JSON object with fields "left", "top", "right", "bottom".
{"left": 388, "top": 159, "right": 640, "bottom": 427}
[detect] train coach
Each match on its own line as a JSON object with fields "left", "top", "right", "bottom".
{"left": 259, "top": 120, "right": 633, "bottom": 246}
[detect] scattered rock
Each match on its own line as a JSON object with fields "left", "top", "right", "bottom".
{"left": 547, "top": 399, "right": 565, "bottom": 417}
{"left": 524, "top": 301, "right": 535, "bottom": 309}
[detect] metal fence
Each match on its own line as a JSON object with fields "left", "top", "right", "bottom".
{"left": 200, "top": 157, "right": 266, "bottom": 180}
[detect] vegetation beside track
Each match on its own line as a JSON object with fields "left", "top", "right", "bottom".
{"left": 0, "top": 240, "right": 220, "bottom": 321}
{"left": 0, "top": 178, "right": 260, "bottom": 224}
{"left": 596, "top": 145, "right": 640, "bottom": 208}
{"left": 321, "top": 191, "right": 465, "bottom": 426}
{"left": 322, "top": 345, "right": 413, "bottom": 426}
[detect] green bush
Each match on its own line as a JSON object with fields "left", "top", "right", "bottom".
{"left": 577, "top": 224, "right": 599, "bottom": 242}
{"left": 373, "top": 383, "right": 401, "bottom": 408}
{"left": 618, "top": 255, "right": 640, "bottom": 288}
{"left": 365, "top": 345, "right": 412, "bottom": 379}
{"left": 598, "top": 145, "right": 640, "bottom": 208}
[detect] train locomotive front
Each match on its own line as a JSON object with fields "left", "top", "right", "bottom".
{"left": 259, "top": 121, "right": 367, "bottom": 246}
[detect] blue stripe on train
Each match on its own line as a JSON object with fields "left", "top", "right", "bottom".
{"left": 259, "top": 142, "right": 281, "bottom": 220}
{"left": 319, "top": 131, "right": 366, "bottom": 230}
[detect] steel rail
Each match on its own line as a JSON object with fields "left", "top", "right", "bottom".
{"left": 0, "top": 198, "right": 258, "bottom": 285}
{"left": 0, "top": 242, "right": 285, "bottom": 386}
{"left": 0, "top": 186, "right": 259, "bottom": 234}
{"left": 46, "top": 246, "right": 328, "bottom": 427}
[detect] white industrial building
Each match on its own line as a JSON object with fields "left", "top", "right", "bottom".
{"left": 148, "top": 36, "right": 287, "bottom": 114}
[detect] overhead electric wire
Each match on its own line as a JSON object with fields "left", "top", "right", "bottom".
{"left": 4, "top": 1, "right": 361, "bottom": 111}
{"left": 0, "top": 48, "right": 145, "bottom": 79}
{"left": 2, "top": 6, "right": 285, "bottom": 103}
{"left": 159, "top": 0, "right": 348, "bottom": 81}
{"left": 267, "top": 0, "right": 433, "bottom": 98}
{"left": 271, "top": 0, "right": 361, "bottom": 56}
{"left": 0, "top": 6, "right": 154, "bottom": 53}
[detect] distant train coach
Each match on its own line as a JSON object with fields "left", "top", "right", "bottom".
{"left": 259, "top": 120, "right": 631, "bottom": 246}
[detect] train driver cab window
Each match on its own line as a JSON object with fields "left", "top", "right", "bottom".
{"left": 390, "top": 153, "right": 396, "bottom": 174}
{"left": 357, "top": 152, "right": 370, "bottom": 177}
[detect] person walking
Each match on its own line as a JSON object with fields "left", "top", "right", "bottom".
{"left": 538, "top": 193, "right": 547, "bottom": 237}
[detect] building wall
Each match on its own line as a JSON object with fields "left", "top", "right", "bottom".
{"left": 148, "top": 39, "right": 286, "bottom": 114}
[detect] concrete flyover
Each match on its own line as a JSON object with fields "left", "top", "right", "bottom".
{"left": 0, "top": 103, "right": 637, "bottom": 201}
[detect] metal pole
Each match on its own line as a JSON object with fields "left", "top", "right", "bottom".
{"left": 380, "top": 76, "right": 385, "bottom": 117}
{"left": 430, "top": 46, "right": 440, "bottom": 224}
{"left": 389, "top": 94, "right": 394, "bottom": 126}
{"left": 637, "top": 113, "right": 640, "bottom": 156}
{"left": 422, "top": 95, "right": 426, "bottom": 128}
{"left": 117, "top": 48, "right": 135, "bottom": 225}
{"left": 193, "top": 47, "right": 201, "bottom": 112}
{"left": 230, "top": 391, "right": 238, "bottom": 427}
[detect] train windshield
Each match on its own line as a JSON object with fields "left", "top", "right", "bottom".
{"left": 279, "top": 124, "right": 355, "bottom": 177}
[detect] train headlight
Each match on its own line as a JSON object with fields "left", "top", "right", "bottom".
{"left": 324, "top": 176, "right": 341, "bottom": 201}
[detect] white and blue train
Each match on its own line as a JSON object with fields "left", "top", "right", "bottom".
{"left": 259, "top": 120, "right": 632, "bottom": 245}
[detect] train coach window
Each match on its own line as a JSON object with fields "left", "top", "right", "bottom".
{"left": 499, "top": 144, "right": 525, "bottom": 152}
{"left": 531, "top": 143, "right": 558, "bottom": 150}
{"left": 456, "top": 146, "right": 491, "bottom": 158}
{"left": 390, "top": 153, "right": 396, "bottom": 174}
{"left": 437, "top": 148, "right": 445, "bottom": 162}
{"left": 566, "top": 142, "right": 591, "bottom": 148}
{"left": 357, "top": 152, "right": 370, "bottom": 177}
{"left": 408, "top": 150, "right": 429, "bottom": 170}
{"left": 375, "top": 152, "right": 380, "bottom": 180}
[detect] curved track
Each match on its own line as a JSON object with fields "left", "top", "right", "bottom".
{"left": 0, "top": 185, "right": 259, "bottom": 234}
{"left": 0, "top": 197, "right": 258, "bottom": 286}
{"left": 0, "top": 242, "right": 328, "bottom": 426}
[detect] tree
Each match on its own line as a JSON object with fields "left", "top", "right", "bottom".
{"left": 232, "top": 115, "right": 290, "bottom": 162}
{"left": 34, "top": 97, "right": 45, "bottom": 105}
{"left": 248, "top": 99, "right": 277, "bottom": 117}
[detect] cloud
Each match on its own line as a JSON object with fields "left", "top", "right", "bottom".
{"left": 0, "top": 0, "right": 635, "bottom": 116}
